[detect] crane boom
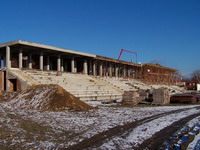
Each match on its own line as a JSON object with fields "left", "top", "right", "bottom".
{"left": 118, "top": 49, "right": 138, "bottom": 63}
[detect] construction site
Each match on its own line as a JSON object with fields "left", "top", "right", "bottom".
{"left": 0, "top": 40, "right": 188, "bottom": 105}
{"left": 0, "top": 40, "right": 200, "bottom": 150}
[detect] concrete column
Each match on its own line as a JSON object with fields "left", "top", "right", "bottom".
{"left": 74, "top": 60, "right": 77, "bottom": 73}
{"left": 6, "top": 46, "right": 10, "bottom": 68}
{"left": 123, "top": 66, "right": 126, "bottom": 77}
{"left": 115, "top": 65, "right": 119, "bottom": 78}
{"left": 61, "top": 58, "right": 64, "bottom": 72}
{"left": 71, "top": 57, "right": 75, "bottom": 73}
{"left": 19, "top": 49, "right": 23, "bottom": 69}
{"left": 57, "top": 55, "right": 61, "bottom": 71}
{"left": 6, "top": 46, "right": 11, "bottom": 91}
{"left": 128, "top": 68, "right": 131, "bottom": 77}
{"left": 93, "top": 60, "right": 96, "bottom": 76}
{"left": 83, "top": 59, "right": 88, "bottom": 74}
{"left": 109, "top": 63, "right": 112, "bottom": 77}
{"left": 28, "top": 54, "right": 32, "bottom": 69}
{"left": 118, "top": 65, "right": 121, "bottom": 77}
{"left": 89, "top": 60, "right": 92, "bottom": 75}
{"left": 99, "top": 61, "right": 103, "bottom": 76}
{"left": 105, "top": 62, "right": 108, "bottom": 77}
{"left": 46, "top": 56, "right": 50, "bottom": 71}
{"left": 40, "top": 51, "right": 43, "bottom": 70}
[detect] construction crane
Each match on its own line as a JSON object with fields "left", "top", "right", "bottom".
{"left": 118, "top": 49, "right": 138, "bottom": 63}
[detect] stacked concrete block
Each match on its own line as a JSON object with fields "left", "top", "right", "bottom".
{"left": 122, "top": 90, "right": 146, "bottom": 104}
{"left": 152, "top": 88, "right": 170, "bottom": 105}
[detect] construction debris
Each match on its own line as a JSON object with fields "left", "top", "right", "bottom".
{"left": 8, "top": 84, "right": 94, "bottom": 111}
{"left": 152, "top": 88, "right": 170, "bottom": 105}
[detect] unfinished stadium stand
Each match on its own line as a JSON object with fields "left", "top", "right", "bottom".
{"left": 21, "top": 69, "right": 123, "bottom": 101}
{"left": 0, "top": 40, "right": 186, "bottom": 101}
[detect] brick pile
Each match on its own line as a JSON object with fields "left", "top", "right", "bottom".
{"left": 152, "top": 88, "right": 170, "bottom": 105}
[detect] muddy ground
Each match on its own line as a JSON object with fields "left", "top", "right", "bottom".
{"left": 67, "top": 106, "right": 200, "bottom": 150}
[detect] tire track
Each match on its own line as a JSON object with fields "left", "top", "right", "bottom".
{"left": 66, "top": 106, "right": 200, "bottom": 150}
{"left": 134, "top": 112, "right": 200, "bottom": 150}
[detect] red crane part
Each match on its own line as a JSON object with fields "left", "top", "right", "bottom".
{"left": 118, "top": 49, "right": 138, "bottom": 63}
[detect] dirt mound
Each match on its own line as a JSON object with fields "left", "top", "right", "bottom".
{"left": 0, "top": 91, "right": 19, "bottom": 101}
{"left": 9, "top": 84, "right": 94, "bottom": 111}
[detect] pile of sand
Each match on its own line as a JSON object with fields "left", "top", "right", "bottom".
{"left": 9, "top": 84, "right": 94, "bottom": 111}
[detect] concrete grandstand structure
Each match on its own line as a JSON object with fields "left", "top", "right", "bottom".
{"left": 0, "top": 40, "right": 184, "bottom": 101}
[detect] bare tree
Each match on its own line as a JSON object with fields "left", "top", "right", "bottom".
{"left": 174, "top": 71, "right": 183, "bottom": 80}
{"left": 191, "top": 70, "right": 200, "bottom": 83}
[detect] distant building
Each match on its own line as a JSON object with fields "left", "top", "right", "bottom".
{"left": 185, "top": 81, "right": 198, "bottom": 91}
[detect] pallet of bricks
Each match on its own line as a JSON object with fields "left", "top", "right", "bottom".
{"left": 152, "top": 88, "right": 170, "bottom": 105}
{"left": 122, "top": 90, "right": 146, "bottom": 105}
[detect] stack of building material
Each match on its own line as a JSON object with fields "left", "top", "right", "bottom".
{"left": 152, "top": 88, "right": 170, "bottom": 105}
{"left": 122, "top": 90, "right": 146, "bottom": 105}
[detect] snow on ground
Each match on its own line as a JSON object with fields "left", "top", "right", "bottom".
{"left": 160, "top": 116, "right": 200, "bottom": 150}
{"left": 99, "top": 108, "right": 200, "bottom": 150}
{"left": 0, "top": 101, "right": 199, "bottom": 149}
{"left": 187, "top": 133, "right": 200, "bottom": 150}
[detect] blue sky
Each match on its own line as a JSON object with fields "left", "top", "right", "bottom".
{"left": 0, "top": 0, "right": 200, "bottom": 75}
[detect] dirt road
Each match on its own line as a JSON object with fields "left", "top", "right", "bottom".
{"left": 66, "top": 106, "right": 200, "bottom": 150}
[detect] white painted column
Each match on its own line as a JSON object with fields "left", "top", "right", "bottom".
{"left": 46, "top": 56, "right": 50, "bottom": 71}
{"left": 71, "top": 57, "right": 75, "bottom": 73}
{"left": 83, "top": 59, "right": 88, "bottom": 74}
{"left": 57, "top": 55, "right": 61, "bottom": 71}
{"left": 28, "top": 54, "right": 32, "bottom": 69}
{"left": 93, "top": 60, "right": 96, "bottom": 76}
{"left": 99, "top": 61, "right": 103, "bottom": 76}
{"left": 40, "top": 51, "right": 43, "bottom": 70}
{"left": 6, "top": 46, "right": 10, "bottom": 68}
{"left": 19, "top": 49, "right": 23, "bottom": 69}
